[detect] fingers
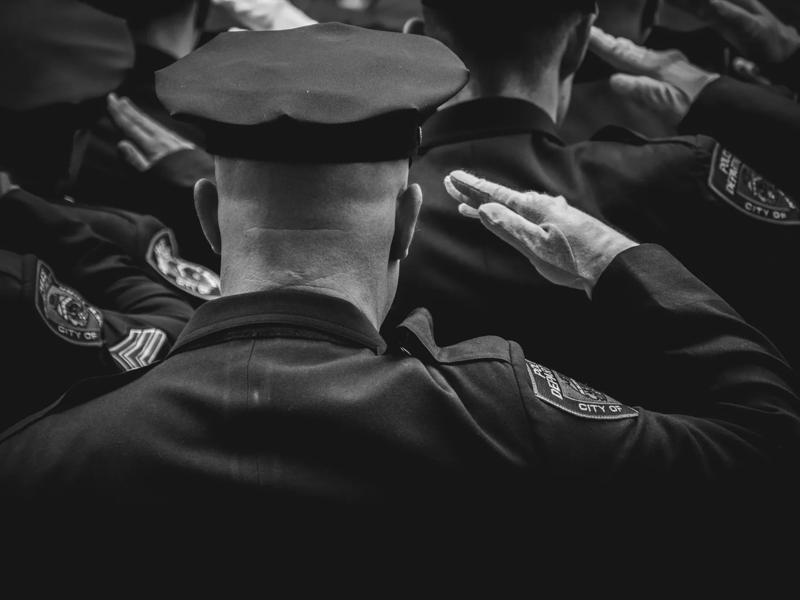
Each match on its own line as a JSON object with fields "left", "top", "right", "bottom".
{"left": 476, "top": 203, "right": 547, "bottom": 263}
{"left": 457, "top": 203, "right": 480, "bottom": 219}
{"left": 108, "top": 94, "right": 156, "bottom": 149}
{"left": 589, "top": 27, "right": 652, "bottom": 76}
{"left": 731, "top": 56, "right": 772, "bottom": 84}
{"left": 609, "top": 73, "right": 683, "bottom": 106}
{"left": 707, "top": 0, "right": 758, "bottom": 30}
{"left": 446, "top": 170, "right": 564, "bottom": 224}
{"left": 445, "top": 170, "right": 519, "bottom": 210}
{"left": 118, "top": 140, "right": 151, "bottom": 172}
{"left": 711, "top": 0, "right": 766, "bottom": 15}
{"left": 446, "top": 170, "right": 545, "bottom": 220}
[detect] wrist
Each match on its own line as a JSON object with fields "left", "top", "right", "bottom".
{"left": 661, "top": 61, "right": 721, "bottom": 103}
{"left": 586, "top": 238, "right": 640, "bottom": 298}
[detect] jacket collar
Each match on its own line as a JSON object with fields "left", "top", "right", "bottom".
{"left": 171, "top": 289, "right": 387, "bottom": 356}
{"left": 125, "top": 44, "right": 177, "bottom": 87}
{"left": 420, "top": 97, "right": 563, "bottom": 153}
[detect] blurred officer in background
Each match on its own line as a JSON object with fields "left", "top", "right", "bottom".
{"left": 562, "top": 0, "right": 723, "bottom": 141}
{"left": 389, "top": 0, "right": 800, "bottom": 401}
{"left": 0, "top": 0, "right": 194, "bottom": 430}
{"left": 563, "top": 0, "right": 799, "bottom": 142}
{"left": 592, "top": 24, "right": 800, "bottom": 191}
{"left": 1, "top": 25, "right": 798, "bottom": 522}
{"left": 73, "top": 0, "right": 221, "bottom": 271}
{"left": 663, "top": 0, "right": 800, "bottom": 92}
{"left": 0, "top": 0, "right": 221, "bottom": 307}
{"left": 0, "top": 179, "right": 194, "bottom": 432}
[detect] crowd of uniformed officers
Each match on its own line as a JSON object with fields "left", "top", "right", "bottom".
{"left": 2, "top": 0, "right": 800, "bottom": 530}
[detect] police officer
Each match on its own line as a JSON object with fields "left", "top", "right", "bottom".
{"left": 562, "top": 0, "right": 732, "bottom": 143}
{"left": 0, "top": 176, "right": 194, "bottom": 432}
{"left": 0, "top": 0, "right": 199, "bottom": 428}
{"left": 0, "top": 0, "right": 221, "bottom": 307}
{"left": 388, "top": 0, "right": 800, "bottom": 399}
{"left": 1, "top": 24, "right": 797, "bottom": 519}
{"left": 72, "top": 0, "right": 221, "bottom": 271}
{"left": 591, "top": 25, "right": 800, "bottom": 198}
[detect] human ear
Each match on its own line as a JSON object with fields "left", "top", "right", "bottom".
{"left": 194, "top": 178, "right": 222, "bottom": 255}
{"left": 402, "top": 17, "right": 426, "bottom": 35}
{"left": 390, "top": 183, "right": 423, "bottom": 261}
{"left": 562, "top": 10, "right": 598, "bottom": 78}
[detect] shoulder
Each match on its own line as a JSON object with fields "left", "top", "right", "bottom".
{"left": 581, "top": 126, "right": 716, "bottom": 170}
{"left": 393, "top": 308, "right": 518, "bottom": 366}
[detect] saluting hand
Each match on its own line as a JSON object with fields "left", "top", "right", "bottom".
{"left": 666, "top": 0, "right": 800, "bottom": 65}
{"left": 589, "top": 26, "right": 720, "bottom": 124}
{"left": 107, "top": 93, "right": 197, "bottom": 172}
{"left": 211, "top": 0, "right": 317, "bottom": 31}
{"left": 444, "top": 171, "right": 638, "bottom": 297}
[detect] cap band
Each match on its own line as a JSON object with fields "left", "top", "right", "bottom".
{"left": 199, "top": 112, "right": 423, "bottom": 163}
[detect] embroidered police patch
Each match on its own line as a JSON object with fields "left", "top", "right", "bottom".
{"left": 109, "top": 328, "right": 167, "bottom": 371}
{"left": 708, "top": 145, "right": 800, "bottom": 225}
{"left": 146, "top": 230, "right": 221, "bottom": 300}
{"left": 526, "top": 361, "right": 638, "bottom": 421}
{"left": 34, "top": 261, "right": 104, "bottom": 347}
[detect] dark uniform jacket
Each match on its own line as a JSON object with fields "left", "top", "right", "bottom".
{"left": 0, "top": 188, "right": 194, "bottom": 430}
{"left": 72, "top": 44, "right": 219, "bottom": 270}
{"left": 1, "top": 245, "right": 798, "bottom": 512}
{"left": 5, "top": 188, "right": 220, "bottom": 307}
{"left": 388, "top": 92, "right": 800, "bottom": 395}
{"left": 679, "top": 75, "right": 800, "bottom": 193}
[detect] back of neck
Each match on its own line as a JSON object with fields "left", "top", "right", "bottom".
{"left": 440, "top": 66, "right": 562, "bottom": 124}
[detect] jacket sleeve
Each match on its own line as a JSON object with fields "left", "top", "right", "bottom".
{"left": 679, "top": 75, "right": 800, "bottom": 197}
{"left": 1, "top": 188, "right": 194, "bottom": 334}
{"left": 0, "top": 249, "right": 187, "bottom": 432}
{"left": 761, "top": 48, "right": 800, "bottom": 94}
{"left": 514, "top": 244, "right": 800, "bottom": 484}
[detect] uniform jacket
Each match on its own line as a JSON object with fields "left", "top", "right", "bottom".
{"left": 1, "top": 245, "right": 798, "bottom": 511}
{"left": 0, "top": 188, "right": 194, "bottom": 430}
{"left": 4, "top": 188, "right": 220, "bottom": 307}
{"left": 388, "top": 94, "right": 800, "bottom": 396}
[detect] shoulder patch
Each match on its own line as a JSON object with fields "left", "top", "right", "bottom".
{"left": 146, "top": 230, "right": 221, "bottom": 300}
{"left": 708, "top": 144, "right": 800, "bottom": 225}
{"left": 526, "top": 361, "right": 638, "bottom": 421}
{"left": 109, "top": 328, "right": 167, "bottom": 371}
{"left": 34, "top": 261, "right": 104, "bottom": 347}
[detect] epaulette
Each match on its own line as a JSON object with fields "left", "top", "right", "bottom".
{"left": 393, "top": 308, "right": 512, "bottom": 365}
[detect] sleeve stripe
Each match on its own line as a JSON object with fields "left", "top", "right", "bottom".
{"left": 109, "top": 328, "right": 168, "bottom": 371}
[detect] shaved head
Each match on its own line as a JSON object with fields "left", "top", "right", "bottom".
{"left": 195, "top": 157, "right": 422, "bottom": 327}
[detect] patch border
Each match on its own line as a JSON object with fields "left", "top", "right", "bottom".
{"left": 34, "top": 260, "right": 104, "bottom": 347}
{"left": 526, "top": 361, "right": 638, "bottom": 421}
{"left": 146, "top": 229, "right": 221, "bottom": 300}
{"left": 707, "top": 144, "right": 800, "bottom": 226}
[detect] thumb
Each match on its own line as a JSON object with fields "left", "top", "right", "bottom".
{"left": 118, "top": 140, "right": 151, "bottom": 172}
